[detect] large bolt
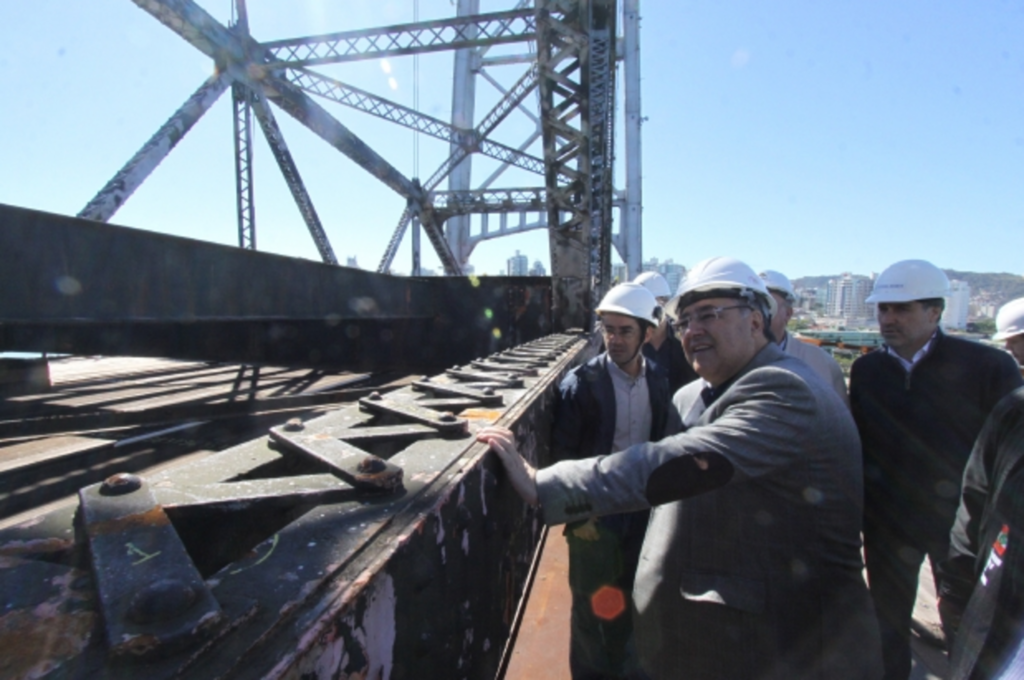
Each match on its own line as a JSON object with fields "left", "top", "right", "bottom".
{"left": 439, "top": 412, "right": 457, "bottom": 423}
{"left": 482, "top": 387, "right": 495, "bottom": 396}
{"left": 358, "top": 456, "right": 386, "bottom": 474}
{"left": 100, "top": 473, "right": 142, "bottom": 496}
{"left": 126, "top": 578, "right": 198, "bottom": 624}
{"left": 368, "top": 391, "right": 383, "bottom": 401}
{"left": 284, "top": 418, "right": 305, "bottom": 432}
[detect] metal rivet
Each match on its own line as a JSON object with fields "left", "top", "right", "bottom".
{"left": 439, "top": 412, "right": 457, "bottom": 422}
{"left": 100, "top": 473, "right": 143, "bottom": 496}
{"left": 284, "top": 417, "right": 304, "bottom": 431}
{"left": 482, "top": 387, "right": 495, "bottom": 396}
{"left": 368, "top": 391, "right": 383, "bottom": 401}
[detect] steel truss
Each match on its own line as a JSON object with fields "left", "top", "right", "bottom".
{"left": 80, "top": 0, "right": 641, "bottom": 329}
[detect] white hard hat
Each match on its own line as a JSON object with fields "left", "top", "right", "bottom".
{"left": 759, "top": 269, "right": 796, "bottom": 303}
{"left": 596, "top": 282, "right": 661, "bottom": 326}
{"left": 633, "top": 271, "right": 672, "bottom": 299}
{"left": 865, "top": 259, "right": 950, "bottom": 304}
{"left": 993, "top": 297, "right": 1024, "bottom": 341}
{"left": 666, "top": 256, "right": 777, "bottom": 320}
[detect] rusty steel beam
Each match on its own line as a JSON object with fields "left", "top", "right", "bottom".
{"left": 249, "top": 89, "right": 339, "bottom": 264}
{"left": 78, "top": 72, "right": 231, "bottom": 223}
{"left": 0, "top": 332, "right": 598, "bottom": 678}
{"left": 0, "top": 204, "right": 554, "bottom": 368}
{"left": 80, "top": 474, "right": 225, "bottom": 659}
{"left": 538, "top": 0, "right": 617, "bottom": 332}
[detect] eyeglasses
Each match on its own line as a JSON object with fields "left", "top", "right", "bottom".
{"left": 671, "top": 304, "right": 752, "bottom": 332}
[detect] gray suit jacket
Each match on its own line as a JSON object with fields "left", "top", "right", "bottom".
{"left": 786, "top": 332, "right": 849, "bottom": 407}
{"left": 536, "top": 342, "right": 882, "bottom": 679}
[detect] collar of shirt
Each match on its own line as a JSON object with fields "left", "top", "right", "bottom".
{"left": 778, "top": 331, "right": 789, "bottom": 352}
{"left": 607, "top": 353, "right": 646, "bottom": 385}
{"left": 885, "top": 331, "right": 938, "bottom": 372}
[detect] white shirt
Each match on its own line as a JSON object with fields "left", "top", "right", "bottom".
{"left": 607, "top": 355, "right": 653, "bottom": 453}
{"left": 885, "top": 332, "right": 937, "bottom": 372}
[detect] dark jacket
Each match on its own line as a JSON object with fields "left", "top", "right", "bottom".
{"left": 642, "top": 324, "right": 698, "bottom": 396}
{"left": 850, "top": 331, "right": 1023, "bottom": 547}
{"left": 552, "top": 353, "right": 671, "bottom": 462}
{"left": 940, "top": 388, "right": 1024, "bottom": 680}
{"left": 551, "top": 352, "right": 672, "bottom": 677}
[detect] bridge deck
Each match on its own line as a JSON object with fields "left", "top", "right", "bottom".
{"left": 506, "top": 527, "right": 950, "bottom": 679}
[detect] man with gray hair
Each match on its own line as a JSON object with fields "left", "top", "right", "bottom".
{"left": 479, "top": 256, "right": 881, "bottom": 679}
{"left": 759, "top": 269, "right": 848, "bottom": 406}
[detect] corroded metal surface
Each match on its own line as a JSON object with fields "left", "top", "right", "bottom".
{"left": 80, "top": 475, "right": 224, "bottom": 659}
{"left": 0, "top": 203, "right": 554, "bottom": 369}
{"left": 0, "top": 333, "right": 598, "bottom": 679}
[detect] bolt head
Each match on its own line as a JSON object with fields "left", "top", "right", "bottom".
{"left": 368, "top": 391, "right": 383, "bottom": 401}
{"left": 439, "top": 412, "right": 457, "bottom": 422}
{"left": 100, "top": 473, "right": 143, "bottom": 496}
{"left": 126, "top": 578, "right": 198, "bottom": 624}
{"left": 358, "top": 456, "right": 387, "bottom": 474}
{"left": 284, "top": 418, "right": 304, "bottom": 431}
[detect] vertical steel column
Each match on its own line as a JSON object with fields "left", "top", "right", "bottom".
{"left": 586, "top": 0, "right": 616, "bottom": 304}
{"left": 447, "top": 0, "right": 480, "bottom": 270}
{"left": 232, "top": 82, "right": 257, "bottom": 250}
{"left": 538, "top": 0, "right": 618, "bottom": 331}
{"left": 411, "top": 208, "right": 422, "bottom": 276}
{"left": 620, "top": 0, "right": 642, "bottom": 279}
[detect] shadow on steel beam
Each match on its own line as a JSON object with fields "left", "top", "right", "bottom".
{"left": 0, "top": 203, "right": 552, "bottom": 370}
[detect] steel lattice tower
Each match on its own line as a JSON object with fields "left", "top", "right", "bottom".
{"left": 77, "top": 0, "right": 644, "bottom": 331}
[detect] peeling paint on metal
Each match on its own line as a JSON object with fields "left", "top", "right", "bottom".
{"left": 356, "top": 572, "right": 396, "bottom": 680}
{"left": 479, "top": 469, "right": 491, "bottom": 516}
{"left": 0, "top": 537, "right": 74, "bottom": 557}
{"left": 434, "top": 509, "right": 445, "bottom": 546}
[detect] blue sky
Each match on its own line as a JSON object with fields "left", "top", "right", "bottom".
{"left": 1, "top": 0, "right": 1022, "bottom": 279}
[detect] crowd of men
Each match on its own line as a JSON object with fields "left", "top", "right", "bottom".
{"left": 478, "top": 256, "right": 1024, "bottom": 680}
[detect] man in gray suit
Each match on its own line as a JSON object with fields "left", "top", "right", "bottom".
{"left": 479, "top": 256, "right": 881, "bottom": 680}
{"left": 760, "top": 269, "right": 849, "bottom": 406}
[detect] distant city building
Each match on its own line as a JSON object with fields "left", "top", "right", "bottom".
{"left": 529, "top": 260, "right": 546, "bottom": 276}
{"left": 640, "top": 257, "right": 687, "bottom": 295}
{"left": 507, "top": 250, "right": 529, "bottom": 276}
{"left": 346, "top": 256, "right": 360, "bottom": 269}
{"left": 463, "top": 263, "right": 475, "bottom": 276}
{"left": 944, "top": 280, "right": 970, "bottom": 330}
{"left": 611, "top": 262, "right": 627, "bottom": 284}
{"left": 826, "top": 273, "right": 872, "bottom": 320}
{"left": 794, "top": 287, "right": 824, "bottom": 312}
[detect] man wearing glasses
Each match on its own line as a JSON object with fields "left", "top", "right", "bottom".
{"left": 479, "top": 257, "right": 881, "bottom": 679}
{"left": 551, "top": 282, "right": 671, "bottom": 680}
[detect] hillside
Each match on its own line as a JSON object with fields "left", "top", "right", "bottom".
{"left": 792, "top": 271, "right": 1024, "bottom": 308}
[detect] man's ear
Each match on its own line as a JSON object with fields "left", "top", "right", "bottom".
{"left": 643, "top": 324, "right": 655, "bottom": 344}
{"left": 750, "top": 310, "right": 765, "bottom": 337}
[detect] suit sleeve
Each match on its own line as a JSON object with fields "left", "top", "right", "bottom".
{"left": 939, "top": 402, "right": 1003, "bottom": 608}
{"left": 827, "top": 356, "right": 850, "bottom": 408}
{"left": 536, "top": 367, "right": 819, "bottom": 525}
{"left": 983, "top": 351, "right": 1024, "bottom": 415}
{"left": 550, "top": 375, "right": 584, "bottom": 462}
